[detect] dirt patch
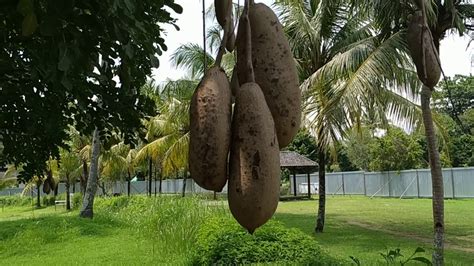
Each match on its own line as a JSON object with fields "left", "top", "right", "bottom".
{"left": 346, "top": 221, "right": 474, "bottom": 254}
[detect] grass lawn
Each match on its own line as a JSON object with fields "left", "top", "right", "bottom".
{"left": 274, "top": 196, "right": 474, "bottom": 265}
{"left": 0, "top": 195, "right": 473, "bottom": 265}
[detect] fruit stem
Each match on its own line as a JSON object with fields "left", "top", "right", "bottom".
{"left": 243, "top": 0, "right": 255, "bottom": 83}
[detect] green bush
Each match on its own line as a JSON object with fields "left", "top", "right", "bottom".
{"left": 0, "top": 195, "right": 33, "bottom": 207}
{"left": 71, "top": 193, "right": 83, "bottom": 209}
{"left": 42, "top": 195, "right": 56, "bottom": 206}
{"left": 193, "top": 216, "right": 340, "bottom": 265}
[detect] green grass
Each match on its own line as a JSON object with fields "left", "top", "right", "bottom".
{"left": 0, "top": 196, "right": 229, "bottom": 265}
{"left": 274, "top": 196, "right": 474, "bottom": 265}
{"left": 0, "top": 195, "right": 473, "bottom": 265}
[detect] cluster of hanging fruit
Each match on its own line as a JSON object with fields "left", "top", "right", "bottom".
{"left": 189, "top": 0, "right": 301, "bottom": 234}
{"left": 406, "top": 7, "right": 441, "bottom": 88}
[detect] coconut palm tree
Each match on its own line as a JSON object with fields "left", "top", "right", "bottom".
{"left": 136, "top": 79, "right": 197, "bottom": 195}
{"left": 348, "top": 0, "right": 474, "bottom": 263}
{"left": 275, "top": 0, "right": 422, "bottom": 233}
{"left": 79, "top": 127, "right": 100, "bottom": 218}
{"left": 58, "top": 148, "right": 81, "bottom": 210}
{"left": 69, "top": 127, "right": 92, "bottom": 195}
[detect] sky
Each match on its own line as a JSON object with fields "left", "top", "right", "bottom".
{"left": 151, "top": 0, "right": 473, "bottom": 83}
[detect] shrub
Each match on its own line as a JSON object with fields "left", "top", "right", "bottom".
{"left": 193, "top": 216, "right": 341, "bottom": 265}
{"left": 0, "top": 195, "right": 33, "bottom": 207}
{"left": 42, "top": 195, "right": 56, "bottom": 206}
{"left": 71, "top": 193, "right": 83, "bottom": 209}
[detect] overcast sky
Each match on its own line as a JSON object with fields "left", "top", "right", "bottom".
{"left": 151, "top": 0, "right": 473, "bottom": 83}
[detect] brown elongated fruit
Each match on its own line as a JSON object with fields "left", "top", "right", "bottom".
{"left": 215, "top": 0, "right": 235, "bottom": 52}
{"left": 406, "top": 11, "right": 441, "bottom": 88}
{"left": 226, "top": 25, "right": 236, "bottom": 52}
{"left": 228, "top": 82, "right": 280, "bottom": 234}
{"left": 230, "top": 65, "right": 239, "bottom": 97}
{"left": 215, "top": 0, "right": 232, "bottom": 28}
{"left": 189, "top": 66, "right": 232, "bottom": 192}
{"left": 245, "top": 2, "right": 301, "bottom": 148}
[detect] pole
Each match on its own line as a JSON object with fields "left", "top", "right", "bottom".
{"left": 307, "top": 172, "right": 311, "bottom": 198}
{"left": 363, "top": 171, "right": 367, "bottom": 196}
{"left": 416, "top": 169, "right": 420, "bottom": 198}
{"left": 342, "top": 173, "right": 345, "bottom": 196}
{"left": 451, "top": 168, "right": 455, "bottom": 199}
{"left": 293, "top": 172, "right": 297, "bottom": 196}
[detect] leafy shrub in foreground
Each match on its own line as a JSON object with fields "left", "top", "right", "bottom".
{"left": 0, "top": 195, "right": 32, "bottom": 207}
{"left": 193, "top": 216, "right": 341, "bottom": 265}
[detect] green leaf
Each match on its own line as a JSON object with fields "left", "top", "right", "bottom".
{"left": 414, "top": 247, "right": 425, "bottom": 253}
{"left": 17, "top": 0, "right": 34, "bottom": 16}
{"left": 22, "top": 13, "right": 38, "bottom": 36}
{"left": 150, "top": 56, "right": 159, "bottom": 68}
{"left": 58, "top": 50, "right": 71, "bottom": 71}
{"left": 164, "top": 1, "right": 183, "bottom": 14}
{"left": 411, "top": 257, "right": 432, "bottom": 265}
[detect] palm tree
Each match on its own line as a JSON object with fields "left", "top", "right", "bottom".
{"left": 58, "top": 148, "right": 81, "bottom": 210}
{"left": 69, "top": 127, "right": 92, "bottom": 195}
{"left": 80, "top": 128, "right": 100, "bottom": 218}
{"left": 351, "top": 0, "right": 474, "bottom": 263}
{"left": 136, "top": 79, "right": 196, "bottom": 195}
{"left": 0, "top": 165, "right": 17, "bottom": 191}
{"left": 275, "top": 0, "right": 421, "bottom": 232}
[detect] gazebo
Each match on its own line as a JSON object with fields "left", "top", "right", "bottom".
{"left": 280, "top": 151, "right": 318, "bottom": 199}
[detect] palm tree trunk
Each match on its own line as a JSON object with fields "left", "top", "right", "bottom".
{"left": 127, "top": 171, "right": 131, "bottom": 197}
{"left": 421, "top": 85, "right": 444, "bottom": 265}
{"left": 36, "top": 181, "right": 41, "bottom": 208}
{"left": 80, "top": 128, "right": 100, "bottom": 219}
{"left": 148, "top": 158, "right": 152, "bottom": 197}
{"left": 315, "top": 147, "right": 326, "bottom": 233}
{"left": 182, "top": 173, "right": 187, "bottom": 197}
{"left": 81, "top": 160, "right": 88, "bottom": 196}
{"left": 159, "top": 172, "right": 163, "bottom": 194}
{"left": 66, "top": 176, "right": 71, "bottom": 210}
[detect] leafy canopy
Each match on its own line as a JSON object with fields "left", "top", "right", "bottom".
{"left": 0, "top": 0, "right": 182, "bottom": 180}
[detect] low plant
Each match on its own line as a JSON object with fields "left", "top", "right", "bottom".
{"left": 350, "top": 247, "right": 432, "bottom": 265}
{"left": 193, "top": 215, "right": 341, "bottom": 265}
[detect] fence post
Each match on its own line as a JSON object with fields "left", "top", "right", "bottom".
{"left": 363, "top": 172, "right": 367, "bottom": 196}
{"left": 451, "top": 168, "right": 456, "bottom": 199}
{"left": 388, "top": 171, "right": 391, "bottom": 197}
{"left": 342, "top": 173, "right": 345, "bottom": 196}
{"left": 416, "top": 169, "right": 420, "bottom": 198}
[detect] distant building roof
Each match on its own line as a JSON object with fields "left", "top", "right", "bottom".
{"left": 280, "top": 151, "right": 318, "bottom": 173}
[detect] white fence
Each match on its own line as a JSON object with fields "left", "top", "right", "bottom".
{"left": 290, "top": 167, "right": 474, "bottom": 198}
{"left": 1, "top": 167, "right": 473, "bottom": 198}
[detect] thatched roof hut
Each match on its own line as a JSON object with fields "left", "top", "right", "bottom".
{"left": 280, "top": 151, "right": 318, "bottom": 198}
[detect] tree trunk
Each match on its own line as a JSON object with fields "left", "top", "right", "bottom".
{"left": 159, "top": 172, "right": 162, "bottom": 194}
{"left": 127, "top": 171, "right": 131, "bottom": 197}
{"left": 148, "top": 158, "right": 152, "bottom": 197}
{"left": 66, "top": 176, "right": 71, "bottom": 210}
{"left": 80, "top": 128, "right": 100, "bottom": 219}
{"left": 81, "top": 160, "right": 88, "bottom": 196}
{"left": 36, "top": 181, "right": 41, "bottom": 208}
{"left": 182, "top": 173, "right": 187, "bottom": 197}
{"left": 315, "top": 148, "right": 326, "bottom": 233}
{"left": 421, "top": 85, "right": 444, "bottom": 265}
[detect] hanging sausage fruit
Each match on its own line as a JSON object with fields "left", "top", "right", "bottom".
{"left": 228, "top": 0, "right": 280, "bottom": 234}
{"left": 189, "top": 1, "right": 234, "bottom": 192}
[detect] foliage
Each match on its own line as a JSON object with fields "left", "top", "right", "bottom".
{"left": 432, "top": 76, "right": 474, "bottom": 166}
{"left": 350, "top": 247, "right": 432, "bottom": 265}
{"left": 433, "top": 76, "right": 474, "bottom": 131}
{"left": 0, "top": 195, "right": 33, "bottom": 207}
{"left": 193, "top": 216, "right": 340, "bottom": 265}
{"left": 286, "top": 128, "right": 318, "bottom": 162}
{"left": 0, "top": 0, "right": 182, "bottom": 180}
{"left": 368, "top": 127, "right": 424, "bottom": 171}
{"left": 344, "top": 127, "right": 374, "bottom": 171}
